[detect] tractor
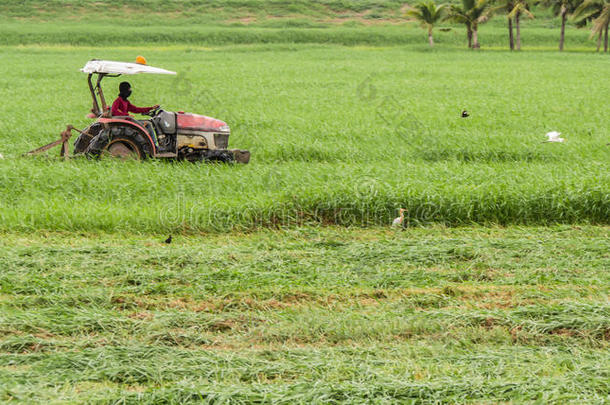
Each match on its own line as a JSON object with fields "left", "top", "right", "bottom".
{"left": 29, "top": 59, "right": 250, "bottom": 163}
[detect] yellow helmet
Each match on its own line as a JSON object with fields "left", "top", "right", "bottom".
{"left": 135, "top": 55, "right": 147, "bottom": 65}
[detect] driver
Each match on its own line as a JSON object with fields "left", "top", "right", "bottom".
{"left": 111, "top": 81, "right": 160, "bottom": 146}
{"left": 111, "top": 81, "right": 158, "bottom": 117}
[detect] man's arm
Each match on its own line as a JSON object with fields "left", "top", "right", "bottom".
{"left": 127, "top": 101, "right": 159, "bottom": 114}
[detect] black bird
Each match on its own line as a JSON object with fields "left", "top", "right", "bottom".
{"left": 164, "top": 235, "right": 172, "bottom": 244}
{"left": 461, "top": 109, "right": 470, "bottom": 118}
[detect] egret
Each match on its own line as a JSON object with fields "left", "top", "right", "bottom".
{"left": 544, "top": 131, "right": 564, "bottom": 143}
{"left": 392, "top": 208, "right": 407, "bottom": 227}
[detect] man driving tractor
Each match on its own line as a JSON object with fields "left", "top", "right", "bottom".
{"left": 111, "top": 81, "right": 159, "bottom": 117}
{"left": 30, "top": 58, "right": 250, "bottom": 163}
{"left": 111, "top": 81, "right": 159, "bottom": 144}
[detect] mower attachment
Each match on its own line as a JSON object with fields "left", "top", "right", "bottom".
{"left": 26, "top": 125, "right": 72, "bottom": 159}
{"left": 231, "top": 149, "right": 251, "bottom": 164}
{"left": 26, "top": 126, "right": 96, "bottom": 159}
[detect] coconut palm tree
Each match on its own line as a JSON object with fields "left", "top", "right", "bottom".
{"left": 405, "top": 1, "right": 449, "bottom": 47}
{"left": 448, "top": 3, "right": 474, "bottom": 47}
{"left": 508, "top": 0, "right": 535, "bottom": 50}
{"left": 449, "top": 0, "right": 494, "bottom": 48}
{"left": 573, "top": 0, "right": 610, "bottom": 51}
{"left": 596, "top": 3, "right": 610, "bottom": 51}
{"left": 541, "top": 0, "right": 584, "bottom": 50}
{"left": 492, "top": 0, "right": 517, "bottom": 50}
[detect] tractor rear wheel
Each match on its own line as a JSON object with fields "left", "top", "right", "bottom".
{"left": 105, "top": 138, "right": 143, "bottom": 160}
{"left": 86, "top": 126, "right": 151, "bottom": 160}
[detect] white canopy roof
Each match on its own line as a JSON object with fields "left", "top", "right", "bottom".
{"left": 81, "top": 60, "right": 177, "bottom": 75}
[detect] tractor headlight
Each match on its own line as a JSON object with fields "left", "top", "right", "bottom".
{"left": 218, "top": 125, "right": 230, "bottom": 133}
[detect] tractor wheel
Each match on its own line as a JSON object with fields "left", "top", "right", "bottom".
{"left": 86, "top": 126, "right": 152, "bottom": 160}
{"left": 73, "top": 122, "right": 103, "bottom": 154}
{"left": 104, "top": 138, "right": 144, "bottom": 160}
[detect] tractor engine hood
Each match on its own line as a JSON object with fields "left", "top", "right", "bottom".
{"left": 176, "top": 112, "right": 229, "bottom": 133}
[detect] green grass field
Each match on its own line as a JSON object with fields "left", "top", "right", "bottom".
{"left": 1, "top": 45, "right": 608, "bottom": 231}
{"left": 0, "top": 1, "right": 609, "bottom": 403}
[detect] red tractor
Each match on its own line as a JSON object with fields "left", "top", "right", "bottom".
{"left": 31, "top": 59, "right": 249, "bottom": 163}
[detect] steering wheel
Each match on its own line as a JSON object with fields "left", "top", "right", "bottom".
{"left": 144, "top": 106, "right": 162, "bottom": 117}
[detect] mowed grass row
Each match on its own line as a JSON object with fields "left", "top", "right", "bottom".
{"left": 2, "top": 344, "right": 608, "bottom": 402}
{"left": 1, "top": 226, "right": 608, "bottom": 402}
{"left": 0, "top": 45, "right": 608, "bottom": 230}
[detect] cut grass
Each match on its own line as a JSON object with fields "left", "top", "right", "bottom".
{"left": 0, "top": 226, "right": 608, "bottom": 402}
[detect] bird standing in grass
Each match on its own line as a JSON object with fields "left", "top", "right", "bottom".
{"left": 544, "top": 131, "right": 564, "bottom": 143}
{"left": 392, "top": 208, "right": 407, "bottom": 227}
{"left": 461, "top": 109, "right": 469, "bottom": 118}
{"left": 164, "top": 235, "right": 172, "bottom": 244}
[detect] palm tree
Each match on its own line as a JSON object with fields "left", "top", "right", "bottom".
{"left": 449, "top": 3, "right": 474, "bottom": 47}
{"left": 541, "top": 0, "right": 584, "bottom": 50}
{"left": 573, "top": 0, "right": 610, "bottom": 51}
{"left": 405, "top": 1, "right": 448, "bottom": 47}
{"left": 596, "top": 3, "right": 610, "bottom": 51}
{"left": 508, "top": 0, "right": 535, "bottom": 50}
{"left": 492, "top": 0, "right": 517, "bottom": 50}
{"left": 449, "top": 0, "right": 494, "bottom": 48}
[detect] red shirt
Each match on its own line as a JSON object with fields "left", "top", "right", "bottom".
{"left": 111, "top": 97, "right": 153, "bottom": 117}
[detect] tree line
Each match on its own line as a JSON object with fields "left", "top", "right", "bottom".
{"left": 404, "top": 0, "right": 610, "bottom": 51}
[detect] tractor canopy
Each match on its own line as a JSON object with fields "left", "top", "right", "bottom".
{"left": 81, "top": 60, "right": 176, "bottom": 75}
{"left": 81, "top": 59, "right": 176, "bottom": 117}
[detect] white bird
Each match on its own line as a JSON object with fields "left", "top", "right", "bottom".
{"left": 392, "top": 208, "right": 407, "bottom": 227}
{"left": 0, "top": 153, "right": 3, "bottom": 159}
{"left": 544, "top": 131, "right": 565, "bottom": 143}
